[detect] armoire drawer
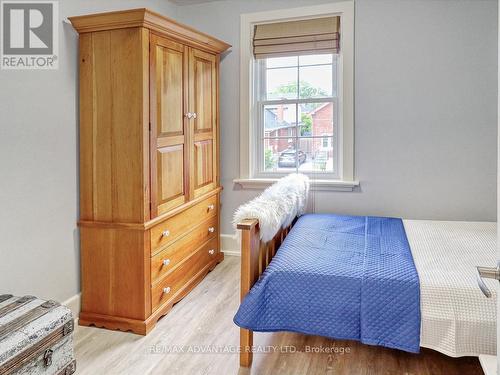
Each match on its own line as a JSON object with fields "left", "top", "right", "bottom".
{"left": 150, "top": 195, "right": 218, "bottom": 252}
{"left": 151, "top": 237, "right": 219, "bottom": 312}
{"left": 151, "top": 216, "right": 218, "bottom": 282}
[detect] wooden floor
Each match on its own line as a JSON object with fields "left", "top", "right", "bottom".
{"left": 74, "top": 256, "right": 484, "bottom": 375}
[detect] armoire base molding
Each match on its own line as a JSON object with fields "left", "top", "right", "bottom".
{"left": 79, "top": 252, "right": 224, "bottom": 335}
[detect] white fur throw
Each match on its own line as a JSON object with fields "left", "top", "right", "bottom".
{"left": 233, "top": 173, "right": 310, "bottom": 242}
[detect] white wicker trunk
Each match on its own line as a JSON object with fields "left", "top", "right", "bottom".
{"left": 0, "top": 295, "right": 75, "bottom": 375}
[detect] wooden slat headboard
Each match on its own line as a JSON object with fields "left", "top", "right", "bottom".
{"left": 236, "top": 218, "right": 296, "bottom": 367}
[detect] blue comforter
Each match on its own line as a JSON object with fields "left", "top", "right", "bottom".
{"left": 234, "top": 214, "right": 421, "bottom": 353}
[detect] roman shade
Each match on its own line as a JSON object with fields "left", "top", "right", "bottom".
{"left": 253, "top": 16, "right": 340, "bottom": 59}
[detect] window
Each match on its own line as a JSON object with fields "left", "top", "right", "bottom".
{"left": 256, "top": 54, "right": 338, "bottom": 178}
{"left": 238, "top": 2, "right": 356, "bottom": 190}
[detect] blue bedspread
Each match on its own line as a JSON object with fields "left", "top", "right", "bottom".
{"left": 234, "top": 214, "right": 421, "bottom": 353}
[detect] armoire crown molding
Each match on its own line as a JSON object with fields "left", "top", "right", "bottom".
{"left": 69, "top": 8, "right": 231, "bottom": 54}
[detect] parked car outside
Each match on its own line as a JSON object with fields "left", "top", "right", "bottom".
{"left": 278, "top": 149, "right": 306, "bottom": 168}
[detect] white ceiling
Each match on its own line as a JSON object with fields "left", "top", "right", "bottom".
{"left": 168, "top": 0, "right": 221, "bottom": 5}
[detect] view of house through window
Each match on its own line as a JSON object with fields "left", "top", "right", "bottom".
{"left": 258, "top": 53, "right": 338, "bottom": 177}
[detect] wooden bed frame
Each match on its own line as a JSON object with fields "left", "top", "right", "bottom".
{"left": 236, "top": 218, "right": 296, "bottom": 367}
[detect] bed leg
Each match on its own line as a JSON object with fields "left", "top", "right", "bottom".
{"left": 237, "top": 219, "right": 259, "bottom": 368}
{"left": 240, "top": 328, "right": 253, "bottom": 367}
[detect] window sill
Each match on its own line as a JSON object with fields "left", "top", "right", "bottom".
{"left": 233, "top": 178, "right": 359, "bottom": 192}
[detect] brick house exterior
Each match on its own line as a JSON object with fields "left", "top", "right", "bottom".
{"left": 265, "top": 102, "right": 334, "bottom": 158}
{"left": 310, "top": 102, "right": 334, "bottom": 158}
{"left": 264, "top": 105, "right": 297, "bottom": 152}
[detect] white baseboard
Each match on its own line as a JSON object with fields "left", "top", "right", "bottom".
{"left": 221, "top": 233, "right": 240, "bottom": 256}
{"left": 222, "top": 250, "right": 241, "bottom": 256}
{"left": 62, "top": 293, "right": 80, "bottom": 320}
{"left": 479, "top": 355, "right": 497, "bottom": 375}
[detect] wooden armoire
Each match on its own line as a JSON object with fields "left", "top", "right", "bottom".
{"left": 69, "top": 9, "right": 230, "bottom": 335}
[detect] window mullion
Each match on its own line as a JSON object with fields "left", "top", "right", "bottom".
{"left": 260, "top": 98, "right": 335, "bottom": 106}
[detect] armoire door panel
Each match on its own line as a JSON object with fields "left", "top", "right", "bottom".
{"left": 189, "top": 48, "right": 217, "bottom": 198}
{"left": 194, "top": 57, "right": 213, "bottom": 133}
{"left": 194, "top": 140, "right": 214, "bottom": 189}
{"left": 157, "top": 145, "right": 185, "bottom": 214}
{"left": 150, "top": 35, "right": 189, "bottom": 216}
{"left": 157, "top": 45, "right": 184, "bottom": 137}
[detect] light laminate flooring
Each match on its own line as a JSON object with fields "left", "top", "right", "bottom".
{"left": 74, "top": 256, "right": 483, "bottom": 375}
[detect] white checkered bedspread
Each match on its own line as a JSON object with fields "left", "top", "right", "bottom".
{"left": 403, "top": 220, "right": 497, "bottom": 357}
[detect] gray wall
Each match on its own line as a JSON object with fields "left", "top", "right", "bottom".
{"left": 174, "top": 0, "right": 498, "bottom": 234}
{"left": 0, "top": 0, "right": 497, "bottom": 303}
{"left": 0, "top": 0, "right": 177, "bottom": 302}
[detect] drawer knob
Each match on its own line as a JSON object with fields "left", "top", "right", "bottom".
{"left": 163, "top": 287, "right": 171, "bottom": 294}
{"left": 192, "top": 113, "right": 198, "bottom": 119}
{"left": 162, "top": 259, "right": 171, "bottom": 267}
{"left": 208, "top": 204, "right": 215, "bottom": 210}
{"left": 208, "top": 249, "right": 215, "bottom": 255}
{"left": 208, "top": 227, "right": 215, "bottom": 233}
{"left": 162, "top": 230, "right": 170, "bottom": 238}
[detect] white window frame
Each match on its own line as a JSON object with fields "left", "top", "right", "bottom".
{"left": 255, "top": 56, "right": 339, "bottom": 180}
{"left": 235, "top": 2, "right": 358, "bottom": 191}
